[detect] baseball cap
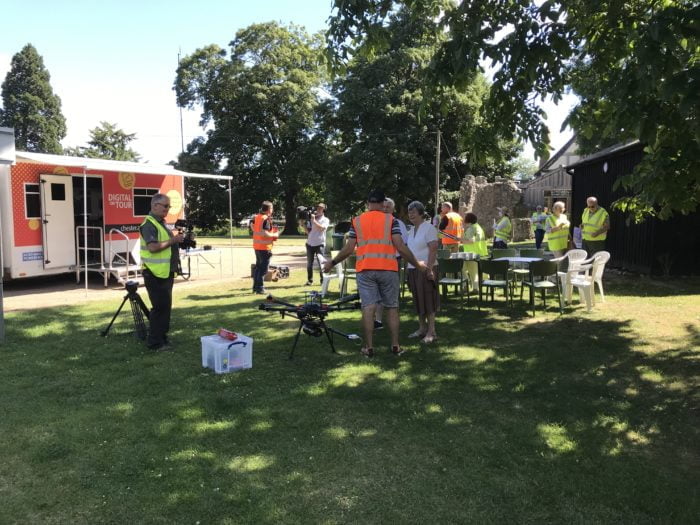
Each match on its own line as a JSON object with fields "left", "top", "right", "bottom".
{"left": 367, "top": 189, "right": 386, "bottom": 203}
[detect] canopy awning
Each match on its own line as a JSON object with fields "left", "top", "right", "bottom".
{"left": 15, "top": 151, "right": 232, "bottom": 181}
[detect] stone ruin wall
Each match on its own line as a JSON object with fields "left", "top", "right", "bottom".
{"left": 459, "top": 176, "right": 531, "bottom": 242}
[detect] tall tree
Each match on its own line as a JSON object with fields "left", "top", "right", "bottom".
{"left": 0, "top": 44, "right": 66, "bottom": 153}
{"left": 65, "top": 121, "right": 141, "bottom": 161}
{"left": 322, "top": 10, "right": 520, "bottom": 218}
{"left": 174, "top": 23, "right": 329, "bottom": 234}
{"left": 327, "top": 0, "right": 700, "bottom": 219}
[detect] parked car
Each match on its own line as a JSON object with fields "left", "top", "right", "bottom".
{"left": 239, "top": 215, "right": 255, "bottom": 228}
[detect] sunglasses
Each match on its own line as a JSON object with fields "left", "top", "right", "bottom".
{"left": 157, "top": 203, "right": 171, "bottom": 209}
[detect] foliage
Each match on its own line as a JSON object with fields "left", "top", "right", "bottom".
{"left": 64, "top": 121, "right": 141, "bottom": 161}
{"left": 326, "top": 0, "right": 700, "bottom": 219}
{"left": 1, "top": 271, "right": 699, "bottom": 522}
{"left": 174, "top": 23, "right": 331, "bottom": 234}
{"left": 322, "top": 10, "right": 521, "bottom": 219}
{"left": 176, "top": 137, "right": 231, "bottom": 231}
{"left": 0, "top": 44, "right": 66, "bottom": 153}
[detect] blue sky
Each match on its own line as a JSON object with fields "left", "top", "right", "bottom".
{"left": 1, "top": 0, "right": 573, "bottom": 166}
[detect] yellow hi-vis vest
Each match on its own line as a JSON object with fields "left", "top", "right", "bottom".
{"left": 582, "top": 207, "right": 609, "bottom": 241}
{"left": 546, "top": 213, "right": 570, "bottom": 251}
{"left": 494, "top": 216, "right": 512, "bottom": 241}
{"left": 140, "top": 215, "right": 174, "bottom": 278}
{"left": 462, "top": 223, "right": 488, "bottom": 256}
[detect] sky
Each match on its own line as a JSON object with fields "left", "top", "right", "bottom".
{"left": 0, "top": 0, "right": 575, "bottom": 167}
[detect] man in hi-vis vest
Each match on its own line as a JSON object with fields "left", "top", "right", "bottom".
{"left": 139, "top": 193, "right": 184, "bottom": 351}
{"left": 252, "top": 200, "right": 279, "bottom": 294}
{"left": 438, "top": 202, "right": 463, "bottom": 253}
{"left": 580, "top": 196, "right": 610, "bottom": 256}
{"left": 323, "top": 189, "right": 428, "bottom": 358}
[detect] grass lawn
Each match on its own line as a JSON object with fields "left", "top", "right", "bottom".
{"left": 1, "top": 270, "right": 698, "bottom": 523}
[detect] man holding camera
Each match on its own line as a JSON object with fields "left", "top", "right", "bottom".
{"left": 304, "top": 203, "right": 330, "bottom": 286}
{"left": 139, "top": 193, "right": 184, "bottom": 351}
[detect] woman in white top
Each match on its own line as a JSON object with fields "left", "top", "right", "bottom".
{"left": 406, "top": 200, "right": 439, "bottom": 343}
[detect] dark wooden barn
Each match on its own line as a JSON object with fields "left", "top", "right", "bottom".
{"left": 566, "top": 141, "right": 700, "bottom": 276}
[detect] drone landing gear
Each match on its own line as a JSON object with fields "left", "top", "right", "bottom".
{"left": 289, "top": 318, "right": 338, "bottom": 359}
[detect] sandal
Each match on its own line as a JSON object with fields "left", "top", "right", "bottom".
{"left": 420, "top": 335, "right": 438, "bottom": 344}
{"left": 408, "top": 330, "right": 426, "bottom": 339}
{"left": 360, "top": 347, "right": 375, "bottom": 358}
{"left": 391, "top": 345, "right": 405, "bottom": 356}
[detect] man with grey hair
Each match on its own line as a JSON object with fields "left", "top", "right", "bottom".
{"left": 139, "top": 193, "right": 184, "bottom": 351}
{"left": 580, "top": 196, "right": 610, "bottom": 256}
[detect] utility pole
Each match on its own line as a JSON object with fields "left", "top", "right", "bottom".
{"left": 434, "top": 130, "right": 441, "bottom": 219}
{"left": 178, "top": 49, "right": 185, "bottom": 154}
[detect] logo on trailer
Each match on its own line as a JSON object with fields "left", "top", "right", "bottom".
{"left": 118, "top": 172, "right": 136, "bottom": 190}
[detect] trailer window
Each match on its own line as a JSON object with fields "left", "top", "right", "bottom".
{"left": 133, "top": 188, "right": 159, "bottom": 216}
{"left": 24, "top": 183, "right": 41, "bottom": 218}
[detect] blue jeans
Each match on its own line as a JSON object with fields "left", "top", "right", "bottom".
{"left": 534, "top": 229, "right": 545, "bottom": 249}
{"left": 253, "top": 250, "right": 272, "bottom": 291}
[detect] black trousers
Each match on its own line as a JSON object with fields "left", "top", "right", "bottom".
{"left": 306, "top": 243, "right": 325, "bottom": 282}
{"left": 143, "top": 269, "right": 174, "bottom": 347}
{"left": 253, "top": 250, "right": 272, "bottom": 291}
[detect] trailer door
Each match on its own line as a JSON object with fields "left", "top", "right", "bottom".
{"left": 40, "top": 174, "right": 76, "bottom": 268}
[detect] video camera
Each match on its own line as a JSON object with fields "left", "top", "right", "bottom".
{"left": 296, "top": 206, "right": 315, "bottom": 222}
{"left": 174, "top": 219, "right": 197, "bottom": 250}
{"left": 259, "top": 292, "right": 362, "bottom": 358}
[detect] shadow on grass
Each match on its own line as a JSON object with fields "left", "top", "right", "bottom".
{"left": 1, "top": 282, "right": 698, "bottom": 523}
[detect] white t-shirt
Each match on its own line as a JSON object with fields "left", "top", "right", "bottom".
{"left": 406, "top": 221, "right": 438, "bottom": 269}
{"left": 307, "top": 215, "right": 330, "bottom": 246}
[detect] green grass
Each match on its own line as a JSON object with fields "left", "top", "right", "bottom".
{"left": 1, "top": 272, "right": 699, "bottom": 523}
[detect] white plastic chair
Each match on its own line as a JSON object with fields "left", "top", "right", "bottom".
{"left": 568, "top": 251, "right": 610, "bottom": 311}
{"left": 320, "top": 250, "right": 344, "bottom": 297}
{"left": 551, "top": 249, "right": 588, "bottom": 306}
{"left": 590, "top": 251, "right": 610, "bottom": 302}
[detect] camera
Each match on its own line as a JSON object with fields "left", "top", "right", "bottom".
{"left": 296, "top": 206, "right": 314, "bottom": 222}
{"left": 174, "top": 219, "right": 197, "bottom": 250}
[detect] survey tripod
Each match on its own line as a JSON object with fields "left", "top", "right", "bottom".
{"left": 101, "top": 280, "right": 150, "bottom": 340}
{"left": 258, "top": 292, "right": 362, "bottom": 359}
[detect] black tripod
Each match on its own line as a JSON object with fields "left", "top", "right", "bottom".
{"left": 101, "top": 280, "right": 150, "bottom": 339}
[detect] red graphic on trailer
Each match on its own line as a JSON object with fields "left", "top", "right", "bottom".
{"left": 10, "top": 161, "right": 184, "bottom": 247}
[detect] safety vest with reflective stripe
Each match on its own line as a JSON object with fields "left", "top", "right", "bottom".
{"left": 531, "top": 212, "right": 546, "bottom": 232}
{"left": 582, "top": 207, "right": 609, "bottom": 241}
{"left": 353, "top": 211, "right": 398, "bottom": 272}
{"left": 462, "top": 223, "right": 488, "bottom": 256}
{"left": 441, "top": 212, "right": 463, "bottom": 245}
{"left": 546, "top": 213, "right": 570, "bottom": 251}
{"left": 252, "top": 213, "right": 274, "bottom": 251}
{"left": 140, "top": 215, "right": 173, "bottom": 278}
{"left": 494, "top": 216, "right": 512, "bottom": 241}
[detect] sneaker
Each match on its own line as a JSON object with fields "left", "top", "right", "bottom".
{"left": 374, "top": 320, "right": 383, "bottom": 330}
{"left": 305, "top": 280, "right": 313, "bottom": 286}
{"left": 149, "top": 342, "right": 174, "bottom": 352}
{"left": 391, "top": 345, "right": 405, "bottom": 356}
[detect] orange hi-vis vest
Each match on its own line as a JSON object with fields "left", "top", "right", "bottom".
{"left": 353, "top": 210, "right": 399, "bottom": 272}
{"left": 252, "top": 213, "right": 274, "bottom": 251}
{"left": 441, "top": 212, "right": 463, "bottom": 245}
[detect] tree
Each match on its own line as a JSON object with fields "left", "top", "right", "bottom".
{"left": 326, "top": 1, "right": 700, "bottom": 219}
{"left": 174, "top": 23, "right": 330, "bottom": 234}
{"left": 64, "top": 121, "right": 141, "bottom": 161}
{"left": 322, "top": 10, "right": 521, "bottom": 218}
{"left": 0, "top": 44, "right": 66, "bottom": 153}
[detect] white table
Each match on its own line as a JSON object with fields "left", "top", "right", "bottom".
{"left": 180, "top": 248, "right": 222, "bottom": 279}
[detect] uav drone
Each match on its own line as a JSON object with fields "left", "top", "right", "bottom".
{"left": 258, "top": 292, "right": 362, "bottom": 358}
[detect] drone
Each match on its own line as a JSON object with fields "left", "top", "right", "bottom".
{"left": 258, "top": 292, "right": 362, "bottom": 358}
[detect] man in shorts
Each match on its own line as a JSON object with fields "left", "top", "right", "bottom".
{"left": 323, "top": 189, "right": 429, "bottom": 357}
